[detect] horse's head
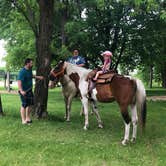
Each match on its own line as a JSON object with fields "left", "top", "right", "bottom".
{"left": 49, "top": 60, "right": 66, "bottom": 87}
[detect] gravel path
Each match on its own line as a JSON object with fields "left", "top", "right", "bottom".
{"left": 0, "top": 90, "right": 18, "bottom": 95}
{"left": 147, "top": 96, "right": 166, "bottom": 101}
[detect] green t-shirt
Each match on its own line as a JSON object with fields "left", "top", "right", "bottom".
{"left": 17, "top": 67, "right": 33, "bottom": 91}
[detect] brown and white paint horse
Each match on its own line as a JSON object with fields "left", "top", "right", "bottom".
{"left": 49, "top": 61, "right": 147, "bottom": 145}
{"left": 49, "top": 62, "right": 103, "bottom": 128}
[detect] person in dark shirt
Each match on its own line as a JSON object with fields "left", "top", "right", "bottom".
{"left": 17, "top": 58, "right": 43, "bottom": 125}
{"left": 67, "top": 49, "right": 85, "bottom": 67}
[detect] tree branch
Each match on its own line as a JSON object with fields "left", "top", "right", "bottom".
{"left": 12, "top": 0, "right": 39, "bottom": 37}
{"left": 114, "top": 33, "right": 126, "bottom": 70}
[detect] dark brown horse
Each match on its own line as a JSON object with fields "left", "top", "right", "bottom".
{"left": 49, "top": 61, "right": 147, "bottom": 145}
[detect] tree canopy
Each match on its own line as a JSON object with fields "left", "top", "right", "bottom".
{"left": 0, "top": 0, "right": 165, "bottom": 88}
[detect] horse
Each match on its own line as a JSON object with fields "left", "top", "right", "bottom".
{"left": 49, "top": 74, "right": 77, "bottom": 121}
{"left": 49, "top": 61, "right": 147, "bottom": 145}
{"left": 49, "top": 62, "right": 103, "bottom": 128}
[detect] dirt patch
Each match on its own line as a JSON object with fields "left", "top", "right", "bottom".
{"left": 0, "top": 90, "right": 18, "bottom": 95}
{"left": 1, "top": 90, "right": 166, "bottom": 101}
{"left": 147, "top": 96, "right": 166, "bottom": 101}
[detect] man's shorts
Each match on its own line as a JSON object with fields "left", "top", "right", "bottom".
{"left": 19, "top": 90, "right": 34, "bottom": 108}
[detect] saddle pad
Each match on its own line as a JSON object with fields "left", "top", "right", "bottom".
{"left": 98, "top": 73, "right": 114, "bottom": 79}
{"left": 96, "top": 84, "right": 115, "bottom": 103}
{"left": 96, "top": 73, "right": 115, "bottom": 84}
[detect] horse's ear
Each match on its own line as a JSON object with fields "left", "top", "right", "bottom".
{"left": 63, "top": 61, "right": 67, "bottom": 69}
{"left": 59, "top": 59, "right": 65, "bottom": 64}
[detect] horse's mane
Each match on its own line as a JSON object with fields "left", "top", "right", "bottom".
{"left": 66, "top": 62, "right": 92, "bottom": 75}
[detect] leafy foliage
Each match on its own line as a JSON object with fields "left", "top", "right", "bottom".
{"left": 0, "top": 0, "right": 165, "bottom": 87}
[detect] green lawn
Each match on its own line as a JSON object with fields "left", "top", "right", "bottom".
{"left": 0, "top": 88, "right": 166, "bottom": 166}
{"left": 146, "top": 87, "right": 166, "bottom": 96}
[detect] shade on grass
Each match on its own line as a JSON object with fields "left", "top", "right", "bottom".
{"left": 0, "top": 88, "right": 166, "bottom": 166}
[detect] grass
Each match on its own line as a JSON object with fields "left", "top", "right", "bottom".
{"left": 0, "top": 88, "right": 166, "bottom": 166}
{"left": 146, "top": 87, "right": 166, "bottom": 96}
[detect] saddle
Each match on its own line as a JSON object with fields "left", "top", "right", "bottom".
{"left": 87, "top": 69, "right": 116, "bottom": 102}
{"left": 95, "top": 72, "right": 115, "bottom": 84}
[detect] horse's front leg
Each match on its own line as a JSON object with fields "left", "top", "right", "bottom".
{"left": 81, "top": 96, "right": 89, "bottom": 130}
{"left": 120, "top": 106, "right": 131, "bottom": 146}
{"left": 80, "top": 104, "right": 84, "bottom": 116}
{"left": 64, "top": 96, "right": 72, "bottom": 122}
{"left": 64, "top": 97, "right": 68, "bottom": 120}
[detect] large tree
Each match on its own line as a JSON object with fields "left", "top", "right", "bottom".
{"left": 34, "top": 0, "right": 54, "bottom": 117}
{"left": 0, "top": 0, "right": 54, "bottom": 117}
{"left": 124, "top": 0, "right": 166, "bottom": 88}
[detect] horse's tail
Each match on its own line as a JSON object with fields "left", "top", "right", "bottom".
{"left": 135, "top": 79, "right": 147, "bottom": 130}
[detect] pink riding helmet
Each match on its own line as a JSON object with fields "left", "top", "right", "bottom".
{"left": 101, "top": 50, "right": 113, "bottom": 57}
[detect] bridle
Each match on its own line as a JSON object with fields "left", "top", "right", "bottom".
{"left": 50, "top": 68, "right": 65, "bottom": 78}
{"left": 49, "top": 62, "right": 66, "bottom": 80}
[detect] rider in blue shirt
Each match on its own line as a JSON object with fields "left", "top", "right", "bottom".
{"left": 67, "top": 49, "right": 85, "bottom": 67}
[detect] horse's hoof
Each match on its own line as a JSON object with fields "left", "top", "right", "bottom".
{"left": 130, "top": 137, "right": 136, "bottom": 143}
{"left": 98, "top": 124, "right": 103, "bottom": 129}
{"left": 83, "top": 125, "right": 89, "bottom": 130}
{"left": 121, "top": 139, "right": 129, "bottom": 146}
{"left": 80, "top": 112, "right": 84, "bottom": 116}
{"left": 66, "top": 119, "right": 70, "bottom": 122}
{"left": 90, "top": 112, "right": 94, "bottom": 115}
{"left": 83, "top": 126, "right": 87, "bottom": 130}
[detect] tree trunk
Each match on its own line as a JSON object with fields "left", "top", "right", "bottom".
{"left": 111, "top": 24, "right": 120, "bottom": 54}
{"left": 114, "top": 34, "right": 126, "bottom": 70}
{"left": 76, "top": 0, "right": 82, "bottom": 18}
{"left": 4, "top": 72, "right": 7, "bottom": 89}
{"left": 34, "top": 0, "right": 54, "bottom": 118}
{"left": 0, "top": 94, "right": 4, "bottom": 116}
{"left": 61, "top": 17, "right": 67, "bottom": 45}
{"left": 161, "top": 63, "right": 166, "bottom": 88}
{"left": 149, "top": 65, "right": 153, "bottom": 88}
{"left": 61, "top": 2, "right": 68, "bottom": 45}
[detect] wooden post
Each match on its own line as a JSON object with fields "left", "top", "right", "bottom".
{"left": 4, "top": 72, "right": 7, "bottom": 89}
{"left": 6, "top": 71, "right": 10, "bottom": 92}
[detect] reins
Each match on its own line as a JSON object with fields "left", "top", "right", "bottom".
{"left": 50, "top": 68, "right": 65, "bottom": 78}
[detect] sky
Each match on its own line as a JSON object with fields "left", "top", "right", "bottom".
{"left": 0, "top": 39, "right": 6, "bottom": 67}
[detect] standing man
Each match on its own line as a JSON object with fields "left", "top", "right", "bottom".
{"left": 17, "top": 58, "right": 43, "bottom": 124}
{"left": 67, "top": 49, "right": 85, "bottom": 67}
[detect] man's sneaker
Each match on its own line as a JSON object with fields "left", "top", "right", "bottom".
{"left": 26, "top": 120, "right": 32, "bottom": 124}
